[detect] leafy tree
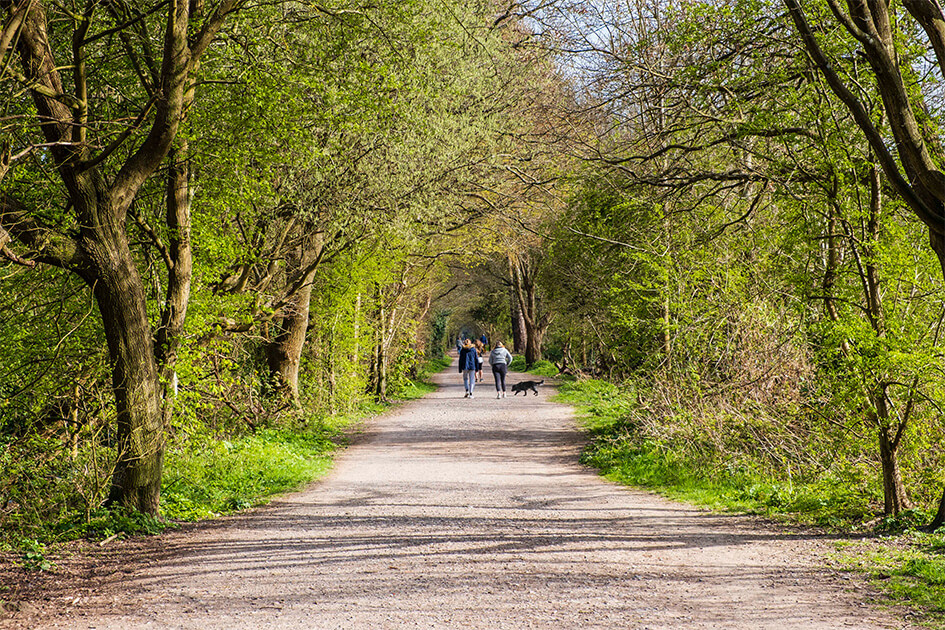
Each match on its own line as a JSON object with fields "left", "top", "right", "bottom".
{"left": 0, "top": 0, "right": 242, "bottom": 515}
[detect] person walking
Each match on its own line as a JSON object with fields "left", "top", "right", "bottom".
{"left": 474, "top": 338, "right": 485, "bottom": 382}
{"left": 458, "top": 339, "right": 478, "bottom": 398}
{"left": 489, "top": 341, "right": 514, "bottom": 398}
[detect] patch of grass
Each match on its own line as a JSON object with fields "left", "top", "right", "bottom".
{"left": 160, "top": 428, "right": 337, "bottom": 521}
{"left": 423, "top": 354, "right": 452, "bottom": 373}
{"left": 556, "top": 377, "right": 945, "bottom": 626}
{"left": 508, "top": 357, "right": 559, "bottom": 377}
{"left": 833, "top": 531, "right": 945, "bottom": 628}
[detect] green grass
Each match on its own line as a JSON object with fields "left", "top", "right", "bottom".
{"left": 161, "top": 428, "right": 337, "bottom": 521}
{"left": 508, "top": 356, "right": 559, "bottom": 377}
{"left": 833, "top": 531, "right": 945, "bottom": 628}
{"left": 555, "top": 377, "right": 945, "bottom": 627}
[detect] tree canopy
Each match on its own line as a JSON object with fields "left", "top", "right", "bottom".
{"left": 5, "top": 0, "right": 945, "bottom": 548}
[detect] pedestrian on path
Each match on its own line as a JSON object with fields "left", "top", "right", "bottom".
{"left": 474, "top": 338, "right": 485, "bottom": 382}
{"left": 489, "top": 341, "right": 513, "bottom": 398}
{"left": 458, "top": 339, "right": 478, "bottom": 397}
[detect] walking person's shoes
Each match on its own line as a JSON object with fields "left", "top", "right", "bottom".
{"left": 464, "top": 392, "right": 469, "bottom": 398}
{"left": 496, "top": 392, "right": 501, "bottom": 399}
{"left": 502, "top": 391, "right": 506, "bottom": 398}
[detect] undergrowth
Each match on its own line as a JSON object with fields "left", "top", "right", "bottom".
{"left": 556, "top": 377, "right": 945, "bottom": 628}
{"left": 1, "top": 354, "right": 450, "bottom": 558}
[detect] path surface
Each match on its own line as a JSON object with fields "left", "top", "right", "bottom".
{"left": 19, "top": 358, "right": 911, "bottom": 629}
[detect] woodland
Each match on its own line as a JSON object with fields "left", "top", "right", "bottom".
{"left": 4, "top": 0, "right": 945, "bottom": 585}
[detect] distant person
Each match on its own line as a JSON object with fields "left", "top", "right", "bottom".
{"left": 455, "top": 335, "right": 462, "bottom": 354}
{"left": 458, "top": 339, "right": 478, "bottom": 398}
{"left": 474, "top": 338, "right": 485, "bottom": 382}
{"left": 489, "top": 341, "right": 513, "bottom": 398}
{"left": 480, "top": 333, "right": 488, "bottom": 349}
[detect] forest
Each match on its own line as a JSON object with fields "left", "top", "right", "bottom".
{"left": 5, "top": 0, "right": 945, "bottom": 597}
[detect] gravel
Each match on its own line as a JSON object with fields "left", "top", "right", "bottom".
{"left": 2, "top": 358, "right": 915, "bottom": 629}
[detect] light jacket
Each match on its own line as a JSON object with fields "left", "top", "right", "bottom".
{"left": 489, "top": 347, "right": 513, "bottom": 366}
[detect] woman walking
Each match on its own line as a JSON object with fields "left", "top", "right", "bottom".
{"left": 458, "top": 339, "right": 479, "bottom": 398}
{"left": 474, "top": 338, "right": 485, "bottom": 382}
{"left": 489, "top": 342, "right": 514, "bottom": 398}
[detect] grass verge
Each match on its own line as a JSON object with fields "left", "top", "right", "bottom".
{"left": 161, "top": 355, "right": 449, "bottom": 523}
{"left": 6, "top": 355, "right": 451, "bottom": 561}
{"left": 508, "top": 356, "right": 559, "bottom": 377}
{"left": 555, "top": 377, "right": 945, "bottom": 628}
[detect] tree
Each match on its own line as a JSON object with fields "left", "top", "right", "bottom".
{"left": 533, "top": 0, "right": 945, "bottom": 516}
{"left": 781, "top": 0, "right": 945, "bottom": 520}
{"left": 783, "top": 0, "right": 945, "bottom": 275}
{"left": 0, "top": 0, "right": 241, "bottom": 515}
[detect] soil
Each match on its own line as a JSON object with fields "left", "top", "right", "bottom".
{"left": 0, "top": 359, "right": 917, "bottom": 629}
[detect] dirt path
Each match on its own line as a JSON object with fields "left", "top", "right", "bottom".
{"left": 7, "top": 359, "right": 913, "bottom": 629}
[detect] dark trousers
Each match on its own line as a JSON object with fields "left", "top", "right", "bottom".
{"left": 492, "top": 363, "right": 508, "bottom": 391}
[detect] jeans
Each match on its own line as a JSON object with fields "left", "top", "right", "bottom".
{"left": 492, "top": 363, "right": 508, "bottom": 391}
{"left": 462, "top": 369, "right": 476, "bottom": 394}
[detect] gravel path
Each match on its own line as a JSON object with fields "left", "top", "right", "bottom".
{"left": 21, "top": 358, "right": 912, "bottom": 629}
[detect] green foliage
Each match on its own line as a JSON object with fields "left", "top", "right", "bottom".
{"left": 161, "top": 428, "right": 338, "bottom": 521}
{"left": 428, "top": 311, "right": 450, "bottom": 360}
{"left": 18, "top": 539, "right": 54, "bottom": 572}
{"left": 835, "top": 530, "right": 945, "bottom": 627}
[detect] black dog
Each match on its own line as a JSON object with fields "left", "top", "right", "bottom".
{"left": 511, "top": 380, "right": 543, "bottom": 396}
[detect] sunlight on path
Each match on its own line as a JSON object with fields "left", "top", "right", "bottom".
{"left": 34, "top": 357, "right": 911, "bottom": 629}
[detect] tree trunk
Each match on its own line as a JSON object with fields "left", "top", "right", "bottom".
{"left": 524, "top": 323, "right": 544, "bottom": 368}
{"left": 510, "top": 253, "right": 551, "bottom": 368}
{"left": 512, "top": 298, "right": 526, "bottom": 355}
{"left": 96, "top": 245, "right": 164, "bottom": 514}
{"left": 878, "top": 423, "right": 911, "bottom": 515}
{"left": 930, "top": 488, "right": 945, "bottom": 531}
{"left": 266, "top": 236, "right": 321, "bottom": 407}
{"left": 374, "top": 298, "right": 388, "bottom": 401}
{"left": 508, "top": 254, "right": 526, "bottom": 353}
{"left": 156, "top": 143, "right": 193, "bottom": 429}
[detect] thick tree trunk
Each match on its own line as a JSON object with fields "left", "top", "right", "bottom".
{"left": 524, "top": 323, "right": 544, "bottom": 368}
{"left": 96, "top": 246, "right": 164, "bottom": 514}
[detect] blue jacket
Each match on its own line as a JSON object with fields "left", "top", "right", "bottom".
{"left": 458, "top": 346, "right": 478, "bottom": 372}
